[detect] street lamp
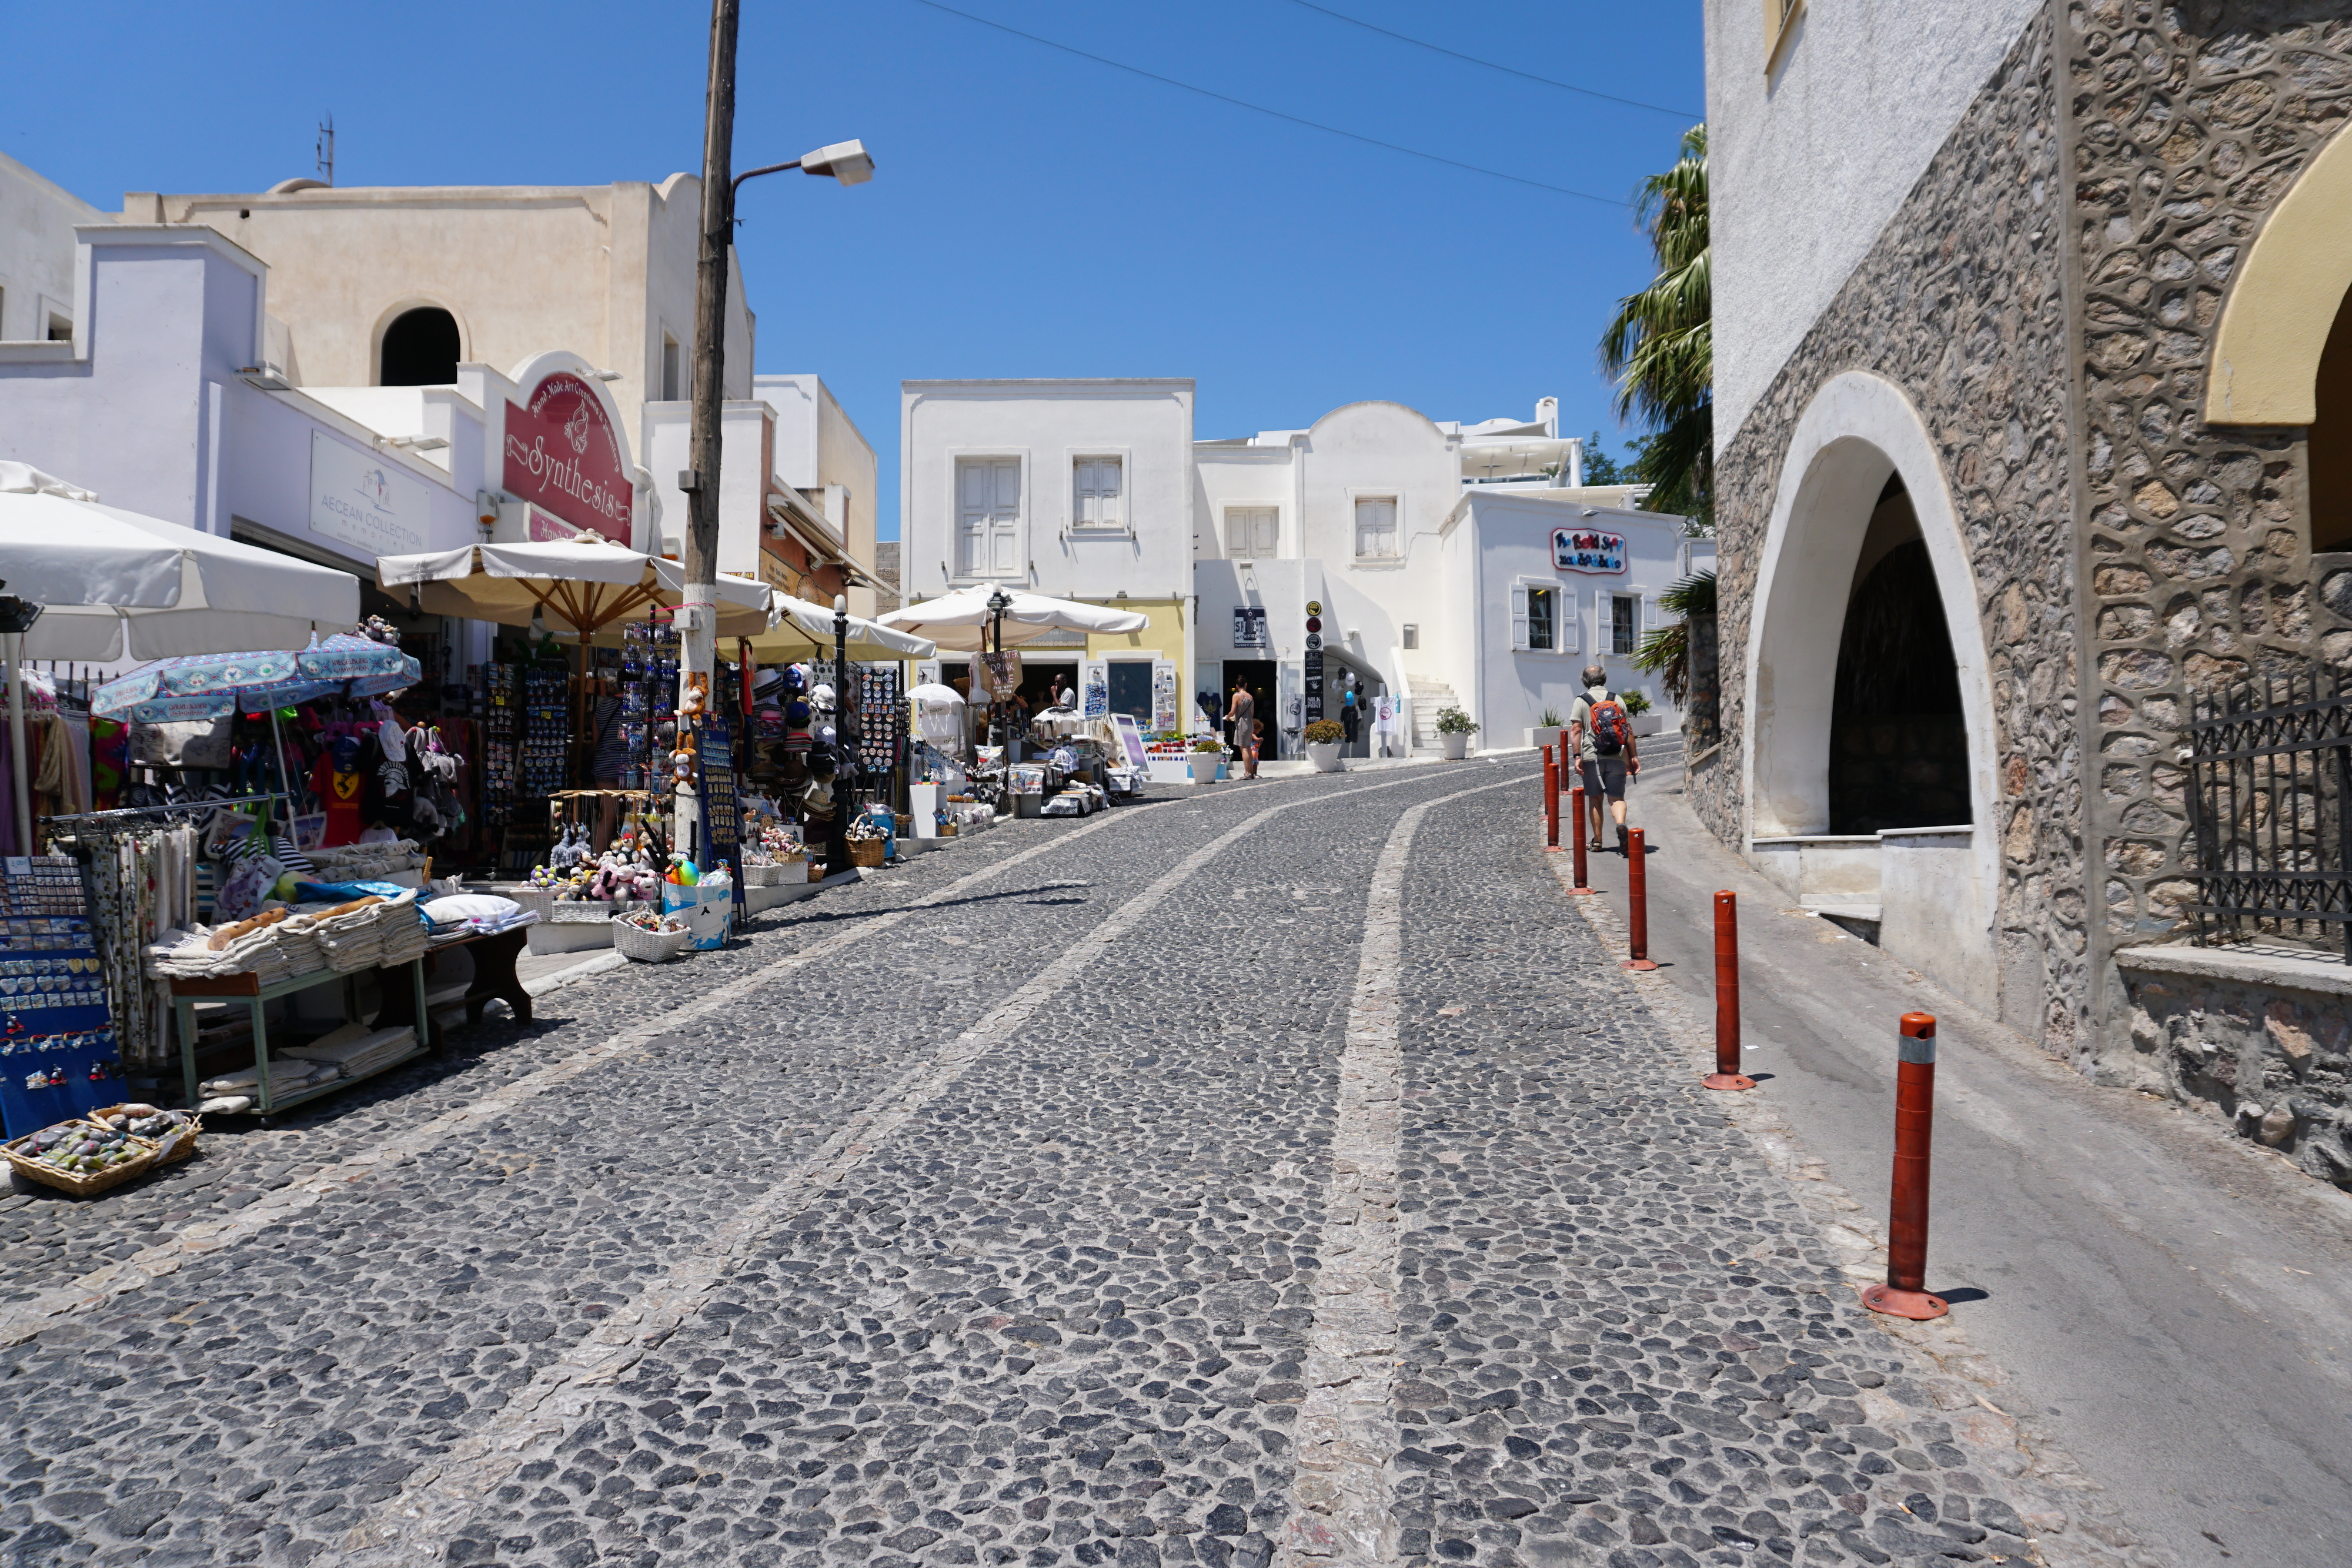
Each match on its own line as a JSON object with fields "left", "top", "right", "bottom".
{"left": 734, "top": 139, "right": 876, "bottom": 199}
{"left": 985, "top": 587, "right": 1013, "bottom": 750}
{"left": 832, "top": 593, "right": 854, "bottom": 784}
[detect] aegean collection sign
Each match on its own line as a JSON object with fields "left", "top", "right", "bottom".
{"left": 309, "top": 431, "right": 430, "bottom": 557}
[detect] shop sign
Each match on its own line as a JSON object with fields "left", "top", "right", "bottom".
{"left": 1552, "top": 528, "right": 1626, "bottom": 575}
{"left": 1233, "top": 606, "right": 1268, "bottom": 647}
{"left": 757, "top": 550, "right": 806, "bottom": 599}
{"left": 504, "top": 371, "right": 633, "bottom": 543}
{"left": 309, "top": 431, "right": 430, "bottom": 557}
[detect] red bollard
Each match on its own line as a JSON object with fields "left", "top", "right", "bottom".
{"left": 1543, "top": 745, "right": 1562, "bottom": 851}
{"left": 1621, "top": 828, "right": 1658, "bottom": 971}
{"left": 1568, "top": 785, "right": 1596, "bottom": 895}
{"left": 1863, "top": 1012, "right": 1950, "bottom": 1320}
{"left": 1703, "top": 891, "right": 1753, "bottom": 1090}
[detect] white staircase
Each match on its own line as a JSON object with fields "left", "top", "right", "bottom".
{"left": 1408, "top": 680, "right": 1458, "bottom": 751}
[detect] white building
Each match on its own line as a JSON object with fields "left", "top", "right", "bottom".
{"left": 900, "top": 377, "right": 1707, "bottom": 754}
{"left": 0, "top": 151, "right": 99, "bottom": 345}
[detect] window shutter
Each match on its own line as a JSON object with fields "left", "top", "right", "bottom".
{"left": 1226, "top": 511, "right": 1247, "bottom": 556}
{"left": 1509, "top": 584, "right": 1529, "bottom": 650}
{"left": 1253, "top": 511, "right": 1278, "bottom": 557}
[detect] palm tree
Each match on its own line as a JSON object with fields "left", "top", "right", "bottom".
{"left": 1599, "top": 125, "right": 1711, "bottom": 530}
{"left": 1630, "top": 569, "right": 1716, "bottom": 705}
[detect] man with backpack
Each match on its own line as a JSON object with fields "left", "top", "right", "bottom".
{"left": 1568, "top": 664, "right": 1640, "bottom": 853}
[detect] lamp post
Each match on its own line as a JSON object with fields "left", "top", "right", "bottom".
{"left": 677, "top": 0, "right": 873, "bottom": 854}
{"left": 833, "top": 593, "right": 854, "bottom": 790}
{"left": 0, "top": 582, "right": 44, "bottom": 853}
{"left": 986, "top": 587, "right": 1012, "bottom": 750}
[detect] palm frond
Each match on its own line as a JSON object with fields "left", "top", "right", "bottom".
{"left": 1599, "top": 123, "right": 1712, "bottom": 532}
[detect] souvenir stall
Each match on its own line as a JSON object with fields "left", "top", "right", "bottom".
{"left": 906, "top": 682, "right": 995, "bottom": 844}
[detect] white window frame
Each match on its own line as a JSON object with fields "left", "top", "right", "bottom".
{"left": 1225, "top": 505, "right": 1280, "bottom": 560}
{"left": 1509, "top": 577, "right": 1575, "bottom": 654}
{"left": 1605, "top": 590, "right": 1643, "bottom": 657}
{"left": 1349, "top": 490, "right": 1402, "bottom": 563}
{"left": 1065, "top": 446, "right": 1134, "bottom": 537}
{"left": 947, "top": 449, "right": 1028, "bottom": 584}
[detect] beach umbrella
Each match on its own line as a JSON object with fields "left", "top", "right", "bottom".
{"left": 876, "top": 586, "right": 1147, "bottom": 652}
{"left": 91, "top": 633, "right": 420, "bottom": 723}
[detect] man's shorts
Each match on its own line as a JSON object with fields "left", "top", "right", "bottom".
{"left": 1579, "top": 757, "right": 1628, "bottom": 800}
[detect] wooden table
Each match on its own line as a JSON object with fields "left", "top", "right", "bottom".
{"left": 375, "top": 926, "right": 533, "bottom": 1047}
{"left": 171, "top": 959, "right": 429, "bottom": 1116}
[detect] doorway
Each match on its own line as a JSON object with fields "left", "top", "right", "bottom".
{"left": 1222, "top": 659, "right": 1278, "bottom": 760}
{"left": 1828, "top": 479, "right": 1969, "bottom": 831}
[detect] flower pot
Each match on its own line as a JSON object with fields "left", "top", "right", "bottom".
{"left": 1439, "top": 732, "right": 1469, "bottom": 760}
{"left": 1306, "top": 740, "right": 1344, "bottom": 773}
{"left": 1526, "top": 726, "right": 1563, "bottom": 753}
{"left": 1190, "top": 754, "right": 1220, "bottom": 784}
{"left": 1631, "top": 713, "right": 1663, "bottom": 737}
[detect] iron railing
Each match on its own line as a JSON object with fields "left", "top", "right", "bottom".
{"left": 2184, "top": 663, "right": 2352, "bottom": 961}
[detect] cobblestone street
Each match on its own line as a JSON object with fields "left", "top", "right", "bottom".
{"left": 2, "top": 762, "right": 2143, "bottom": 1567}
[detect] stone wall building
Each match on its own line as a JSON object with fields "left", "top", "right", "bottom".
{"left": 1699, "top": 0, "right": 2352, "bottom": 1184}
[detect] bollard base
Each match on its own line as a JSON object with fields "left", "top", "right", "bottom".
{"left": 1620, "top": 958, "right": 1659, "bottom": 972}
{"left": 1860, "top": 1283, "right": 1949, "bottom": 1320}
{"left": 1702, "top": 1072, "right": 1756, "bottom": 1091}
{"left": 1568, "top": 885, "right": 1598, "bottom": 895}
{"left": 1545, "top": 845, "right": 1566, "bottom": 854}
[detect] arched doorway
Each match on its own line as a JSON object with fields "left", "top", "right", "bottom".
{"left": 1828, "top": 476, "right": 1969, "bottom": 831}
{"left": 1743, "top": 372, "right": 1997, "bottom": 1010}
{"left": 379, "top": 306, "right": 459, "bottom": 386}
{"left": 2313, "top": 288, "right": 2351, "bottom": 555}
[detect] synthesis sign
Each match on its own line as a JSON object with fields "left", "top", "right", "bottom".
{"left": 1552, "top": 527, "right": 1628, "bottom": 576}
{"left": 504, "top": 371, "right": 633, "bottom": 543}
{"left": 309, "top": 431, "right": 430, "bottom": 557}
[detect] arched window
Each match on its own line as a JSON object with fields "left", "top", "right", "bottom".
{"left": 379, "top": 307, "right": 459, "bottom": 386}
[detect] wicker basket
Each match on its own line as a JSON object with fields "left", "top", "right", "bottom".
{"left": 611, "top": 916, "right": 692, "bottom": 963}
{"left": 742, "top": 862, "right": 794, "bottom": 887}
{"left": 849, "top": 838, "right": 887, "bottom": 869}
{"left": 808, "top": 860, "right": 828, "bottom": 883}
{"left": 85, "top": 1104, "right": 202, "bottom": 1166}
{"left": 4, "top": 1122, "right": 161, "bottom": 1196}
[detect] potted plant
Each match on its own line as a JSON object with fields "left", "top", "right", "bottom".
{"left": 1434, "top": 706, "right": 1478, "bottom": 760}
{"left": 1621, "top": 689, "right": 1662, "bottom": 737}
{"left": 1188, "top": 731, "right": 1227, "bottom": 784}
{"left": 1526, "top": 704, "right": 1565, "bottom": 753}
{"left": 1303, "top": 718, "right": 1347, "bottom": 773}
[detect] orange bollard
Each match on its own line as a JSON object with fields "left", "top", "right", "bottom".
{"left": 1568, "top": 785, "right": 1596, "bottom": 895}
{"left": 1703, "top": 891, "right": 1753, "bottom": 1089}
{"left": 1543, "top": 745, "right": 1562, "bottom": 851}
{"left": 1863, "top": 1013, "right": 1950, "bottom": 1320}
{"left": 1621, "top": 827, "right": 1657, "bottom": 971}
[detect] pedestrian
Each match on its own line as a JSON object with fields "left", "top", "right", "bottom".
{"left": 1248, "top": 717, "right": 1266, "bottom": 778}
{"left": 1568, "top": 663, "right": 1639, "bottom": 852}
{"left": 1227, "top": 681, "right": 1256, "bottom": 774}
{"left": 1341, "top": 684, "right": 1360, "bottom": 748}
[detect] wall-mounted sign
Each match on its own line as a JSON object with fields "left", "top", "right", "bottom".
{"left": 1233, "top": 606, "right": 1268, "bottom": 647}
{"left": 1553, "top": 528, "right": 1627, "bottom": 575}
{"left": 309, "top": 431, "right": 430, "bottom": 558}
{"left": 504, "top": 370, "right": 633, "bottom": 543}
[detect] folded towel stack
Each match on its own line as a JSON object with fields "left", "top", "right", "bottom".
{"left": 306, "top": 840, "right": 424, "bottom": 881}
{"left": 199, "top": 1057, "right": 337, "bottom": 1097}
{"left": 280, "top": 1023, "right": 416, "bottom": 1079}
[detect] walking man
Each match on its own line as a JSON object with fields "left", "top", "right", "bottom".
{"left": 1228, "top": 681, "right": 1258, "bottom": 779}
{"left": 1568, "top": 664, "right": 1639, "bottom": 851}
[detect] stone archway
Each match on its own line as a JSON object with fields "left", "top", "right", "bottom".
{"left": 1742, "top": 371, "right": 2000, "bottom": 1009}
{"left": 2205, "top": 122, "right": 2352, "bottom": 428}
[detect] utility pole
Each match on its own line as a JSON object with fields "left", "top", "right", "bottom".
{"left": 677, "top": 0, "right": 741, "bottom": 858}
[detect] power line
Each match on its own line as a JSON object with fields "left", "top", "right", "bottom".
{"left": 1282, "top": 1, "right": 1702, "bottom": 121}
{"left": 901, "top": 0, "right": 1629, "bottom": 208}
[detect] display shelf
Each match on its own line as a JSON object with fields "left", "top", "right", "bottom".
{"left": 170, "top": 959, "right": 427, "bottom": 1116}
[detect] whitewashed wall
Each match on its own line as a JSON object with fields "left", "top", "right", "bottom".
{"left": 0, "top": 151, "right": 100, "bottom": 343}
{"left": 899, "top": 379, "right": 1194, "bottom": 604}
{"left": 1705, "top": 0, "right": 2045, "bottom": 444}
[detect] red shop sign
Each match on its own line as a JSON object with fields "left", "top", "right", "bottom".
{"left": 504, "top": 371, "right": 633, "bottom": 543}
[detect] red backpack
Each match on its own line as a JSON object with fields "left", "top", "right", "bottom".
{"left": 1586, "top": 694, "right": 1629, "bottom": 757}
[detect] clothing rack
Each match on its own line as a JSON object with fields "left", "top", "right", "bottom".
{"left": 46, "top": 792, "right": 293, "bottom": 828}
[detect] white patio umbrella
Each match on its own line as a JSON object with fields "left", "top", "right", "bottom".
{"left": 877, "top": 585, "right": 1148, "bottom": 652}
{"left": 746, "top": 594, "right": 936, "bottom": 663}
{"left": 0, "top": 463, "right": 362, "bottom": 662}
{"left": 375, "top": 535, "right": 775, "bottom": 641}
{"left": 2, "top": 462, "right": 361, "bottom": 851}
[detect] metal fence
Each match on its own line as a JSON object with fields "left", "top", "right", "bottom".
{"left": 2184, "top": 663, "right": 2352, "bottom": 962}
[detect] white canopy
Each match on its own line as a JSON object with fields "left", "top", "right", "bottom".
{"left": 877, "top": 586, "right": 1148, "bottom": 652}
{"left": 746, "top": 594, "right": 936, "bottom": 662}
{"left": 0, "top": 462, "right": 362, "bottom": 661}
{"left": 376, "top": 536, "right": 774, "bottom": 640}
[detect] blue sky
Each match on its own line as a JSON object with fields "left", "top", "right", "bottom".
{"left": 7, "top": 0, "right": 1703, "bottom": 540}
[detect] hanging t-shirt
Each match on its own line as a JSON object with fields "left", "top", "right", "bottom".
{"left": 308, "top": 753, "right": 365, "bottom": 847}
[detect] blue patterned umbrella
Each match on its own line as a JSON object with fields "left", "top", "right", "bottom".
{"left": 92, "top": 633, "right": 420, "bottom": 723}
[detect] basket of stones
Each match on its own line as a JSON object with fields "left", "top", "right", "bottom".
{"left": 86, "top": 1104, "right": 202, "bottom": 1166}
{"left": 4, "top": 1117, "right": 161, "bottom": 1196}
{"left": 611, "top": 907, "right": 692, "bottom": 964}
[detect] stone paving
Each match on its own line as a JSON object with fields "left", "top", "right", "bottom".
{"left": 0, "top": 761, "right": 2137, "bottom": 1567}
